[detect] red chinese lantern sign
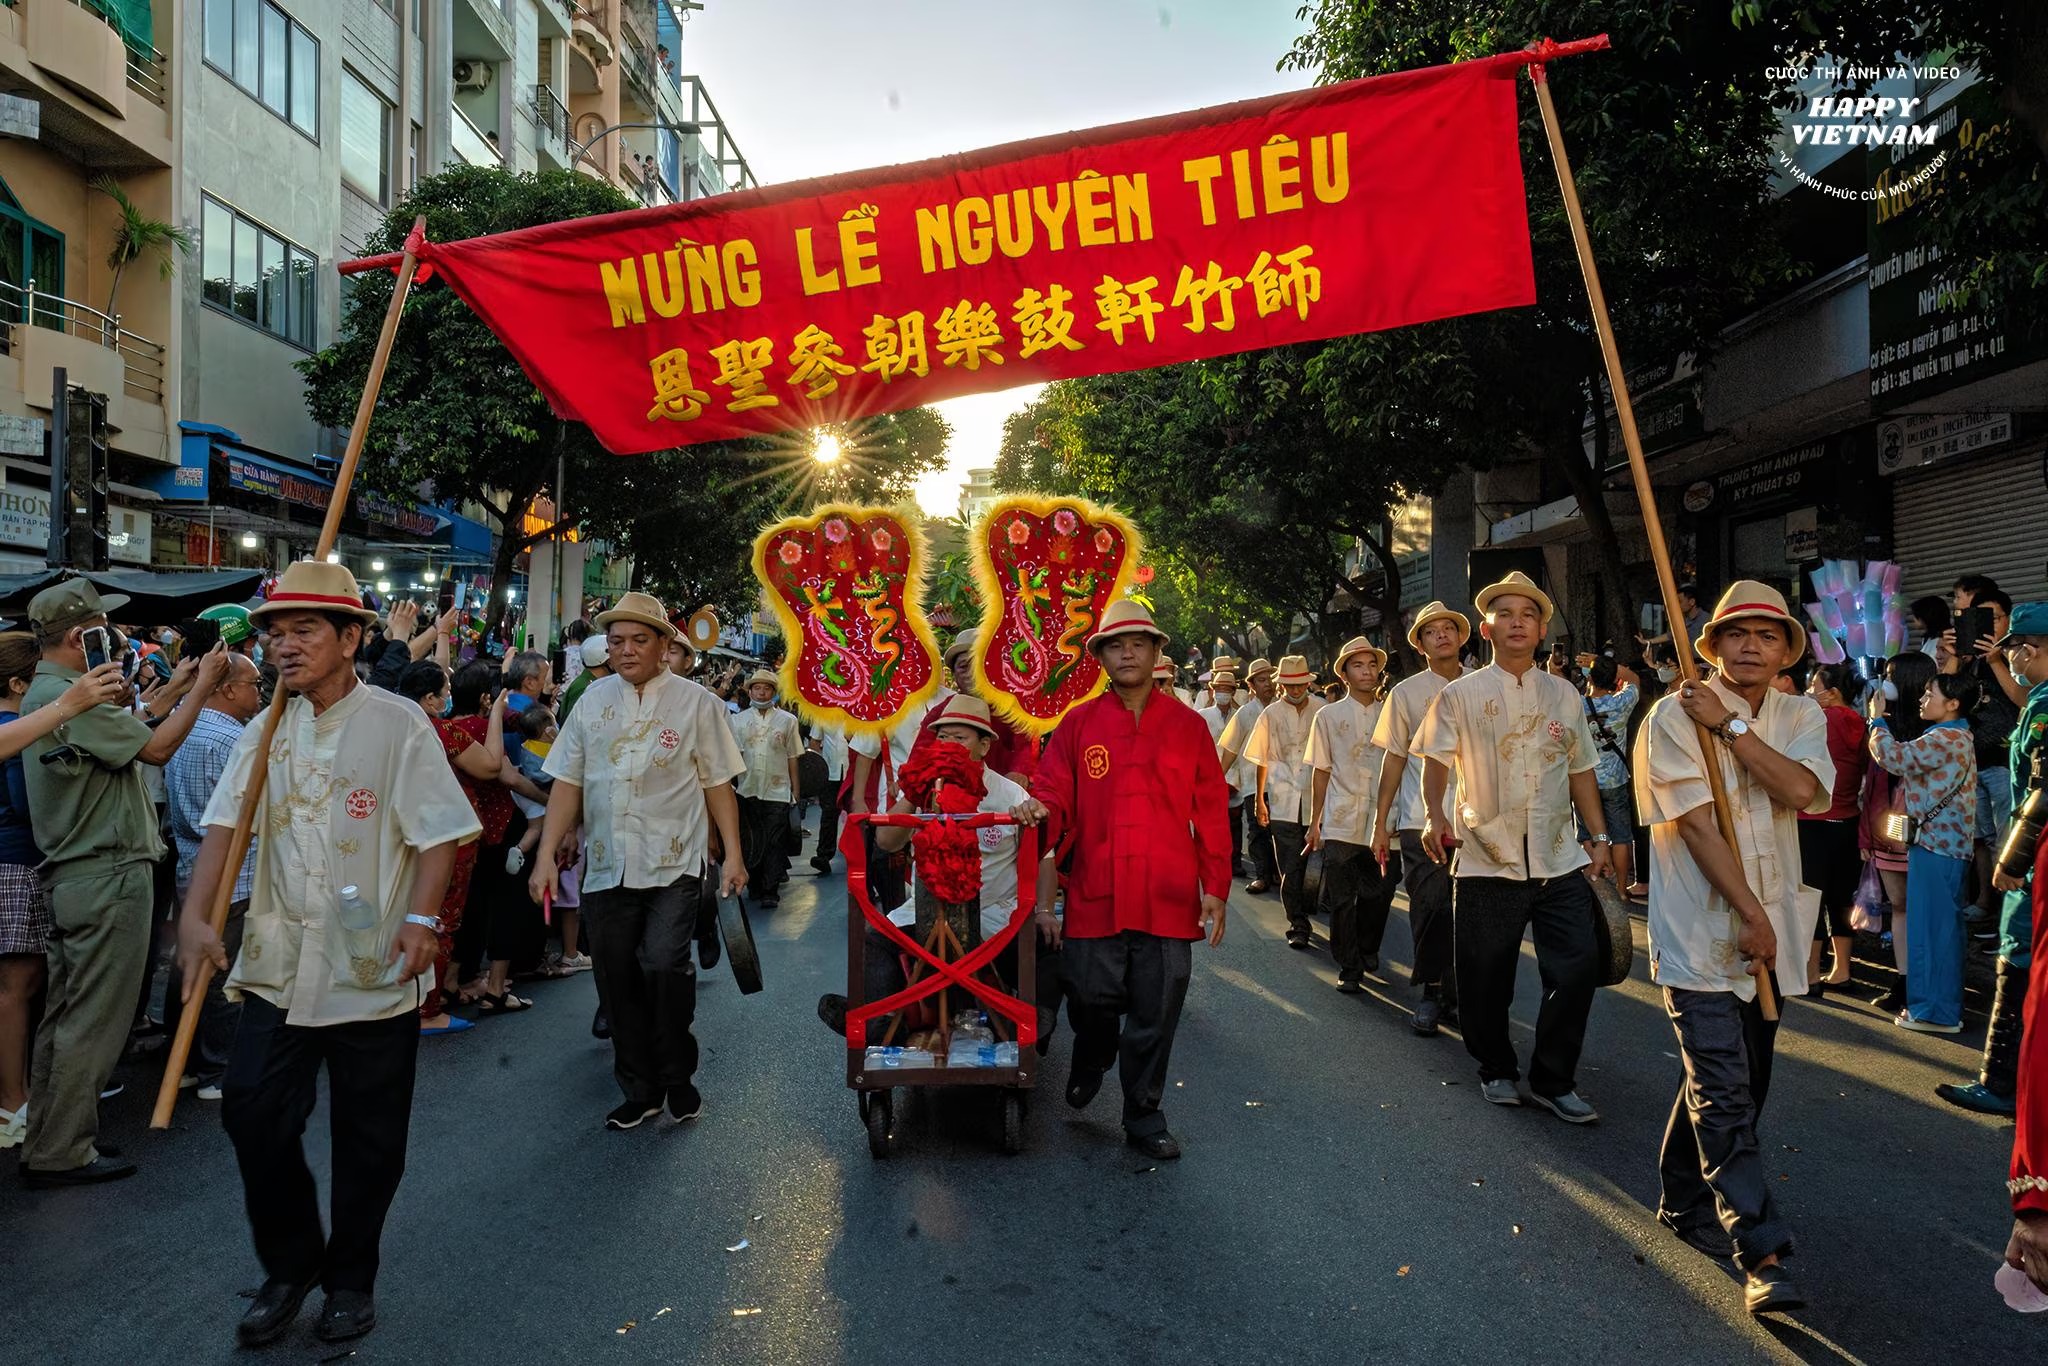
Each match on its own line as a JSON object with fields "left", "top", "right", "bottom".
{"left": 752, "top": 505, "right": 942, "bottom": 736}
{"left": 970, "top": 495, "right": 1142, "bottom": 736}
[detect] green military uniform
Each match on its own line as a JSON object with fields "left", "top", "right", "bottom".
{"left": 22, "top": 657, "right": 163, "bottom": 1171}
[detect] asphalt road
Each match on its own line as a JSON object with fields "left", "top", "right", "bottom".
{"left": 3, "top": 833, "right": 2037, "bottom": 1365}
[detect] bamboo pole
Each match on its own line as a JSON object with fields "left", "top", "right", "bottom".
{"left": 153, "top": 218, "right": 432, "bottom": 1127}
{"left": 1527, "top": 54, "right": 1779, "bottom": 1021}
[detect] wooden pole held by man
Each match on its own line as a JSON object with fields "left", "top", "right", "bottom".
{"left": 1525, "top": 52, "right": 1778, "bottom": 1020}
{"left": 152, "top": 217, "right": 432, "bottom": 1127}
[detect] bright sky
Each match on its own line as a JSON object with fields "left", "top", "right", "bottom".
{"left": 682, "top": 0, "right": 1312, "bottom": 515}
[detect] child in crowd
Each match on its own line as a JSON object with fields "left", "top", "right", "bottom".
{"left": 505, "top": 706, "right": 556, "bottom": 877}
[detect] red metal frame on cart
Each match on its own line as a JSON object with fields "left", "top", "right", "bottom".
{"left": 841, "top": 811, "right": 1040, "bottom": 1051}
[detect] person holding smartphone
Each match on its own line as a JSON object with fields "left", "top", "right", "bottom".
{"left": 16, "top": 579, "right": 228, "bottom": 1187}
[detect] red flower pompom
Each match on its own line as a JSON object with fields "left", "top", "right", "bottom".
{"left": 899, "top": 741, "right": 988, "bottom": 903}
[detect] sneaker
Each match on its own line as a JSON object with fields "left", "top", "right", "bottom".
{"left": 665, "top": 1085, "right": 703, "bottom": 1123}
{"left": 99, "top": 1082, "right": 123, "bottom": 1101}
{"left": 196, "top": 1084, "right": 223, "bottom": 1102}
{"left": 0, "top": 1105, "right": 22, "bottom": 1150}
{"left": 1894, "top": 1011, "right": 1962, "bottom": 1034}
{"left": 1411, "top": 998, "right": 1442, "bottom": 1036}
{"left": 1335, "top": 977, "right": 1364, "bottom": 995}
{"left": 504, "top": 847, "right": 527, "bottom": 876}
{"left": 1531, "top": 1089, "right": 1600, "bottom": 1124}
{"left": 1657, "top": 1210, "right": 1735, "bottom": 1260}
{"left": 1743, "top": 1264, "right": 1805, "bottom": 1316}
{"left": 177, "top": 1074, "right": 199, "bottom": 1091}
{"left": 1934, "top": 1080, "right": 2016, "bottom": 1116}
{"left": 556, "top": 953, "right": 592, "bottom": 974}
{"left": 1480, "top": 1079, "right": 1522, "bottom": 1106}
{"left": 604, "top": 1100, "right": 662, "bottom": 1131}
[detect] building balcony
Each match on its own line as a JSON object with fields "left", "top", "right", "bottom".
{"left": 0, "top": 276, "right": 168, "bottom": 461}
{"left": 0, "top": 0, "right": 172, "bottom": 171}
{"left": 454, "top": 0, "right": 513, "bottom": 63}
{"left": 530, "top": 83, "right": 571, "bottom": 171}
{"left": 451, "top": 102, "right": 502, "bottom": 169}
{"left": 570, "top": 1, "right": 612, "bottom": 68}
{"left": 536, "top": 0, "right": 573, "bottom": 41}
{"left": 619, "top": 30, "right": 657, "bottom": 117}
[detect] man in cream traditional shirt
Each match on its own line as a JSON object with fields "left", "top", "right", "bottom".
{"left": 1306, "top": 638, "right": 1398, "bottom": 992}
{"left": 1414, "top": 572, "right": 1610, "bottom": 1123}
{"left": 1217, "top": 658, "right": 1275, "bottom": 884}
{"left": 1197, "top": 669, "right": 1246, "bottom": 874}
{"left": 1634, "top": 582, "right": 1832, "bottom": 1317}
{"left": 531, "top": 592, "right": 747, "bottom": 1134}
{"left": 1242, "top": 655, "right": 1325, "bottom": 948}
{"left": 1369, "top": 602, "right": 1470, "bottom": 1034}
{"left": 729, "top": 669, "right": 802, "bottom": 907}
{"left": 176, "top": 562, "right": 480, "bottom": 1350}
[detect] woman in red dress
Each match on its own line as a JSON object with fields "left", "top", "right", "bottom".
{"left": 399, "top": 660, "right": 513, "bottom": 1032}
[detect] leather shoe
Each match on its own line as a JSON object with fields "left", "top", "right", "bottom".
{"left": 817, "top": 993, "right": 850, "bottom": 1036}
{"left": 1244, "top": 879, "right": 1271, "bottom": 894}
{"left": 1336, "top": 977, "right": 1364, "bottom": 994}
{"left": 236, "top": 1276, "right": 317, "bottom": 1348}
{"left": 1657, "top": 1210, "right": 1734, "bottom": 1260}
{"left": 313, "top": 1289, "right": 377, "bottom": 1342}
{"left": 19, "top": 1154, "right": 136, "bottom": 1188}
{"left": 696, "top": 926, "right": 722, "bottom": 971}
{"left": 1411, "top": 998, "right": 1441, "bottom": 1036}
{"left": 1127, "top": 1130, "right": 1182, "bottom": 1160}
{"left": 1743, "top": 1263, "right": 1804, "bottom": 1316}
{"left": 1066, "top": 1066, "right": 1104, "bottom": 1110}
{"left": 591, "top": 1006, "right": 610, "bottom": 1040}
{"left": 1935, "top": 1080, "right": 2016, "bottom": 1116}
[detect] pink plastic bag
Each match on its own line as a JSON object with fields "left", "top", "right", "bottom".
{"left": 1850, "top": 860, "right": 1887, "bottom": 933}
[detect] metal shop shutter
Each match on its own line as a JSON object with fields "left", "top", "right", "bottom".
{"left": 1893, "top": 444, "right": 2048, "bottom": 610}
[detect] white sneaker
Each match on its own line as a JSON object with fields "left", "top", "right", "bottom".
{"left": 505, "top": 847, "right": 527, "bottom": 876}
{"left": 557, "top": 953, "right": 592, "bottom": 974}
{"left": 0, "top": 1104, "right": 23, "bottom": 1149}
{"left": 197, "top": 1084, "right": 223, "bottom": 1102}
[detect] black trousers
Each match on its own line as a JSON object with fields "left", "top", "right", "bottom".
{"left": 1398, "top": 830, "right": 1455, "bottom": 992}
{"left": 162, "top": 899, "right": 246, "bottom": 1084}
{"left": 1658, "top": 983, "right": 1791, "bottom": 1271}
{"left": 857, "top": 918, "right": 1060, "bottom": 1042}
{"left": 583, "top": 878, "right": 700, "bottom": 1104}
{"left": 1272, "top": 820, "right": 1312, "bottom": 939}
{"left": 738, "top": 795, "right": 791, "bottom": 897}
{"left": 221, "top": 994, "right": 420, "bottom": 1294}
{"left": 1326, "top": 842, "right": 1402, "bottom": 980}
{"left": 814, "top": 796, "right": 841, "bottom": 868}
{"left": 1453, "top": 873, "right": 1599, "bottom": 1096}
{"left": 1247, "top": 806, "right": 1278, "bottom": 884}
{"left": 1065, "top": 931, "right": 1192, "bottom": 1138}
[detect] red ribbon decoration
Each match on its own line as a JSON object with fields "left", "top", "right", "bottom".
{"left": 841, "top": 811, "right": 1039, "bottom": 1051}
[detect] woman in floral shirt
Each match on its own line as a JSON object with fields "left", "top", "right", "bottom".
{"left": 1869, "top": 671, "right": 1980, "bottom": 1032}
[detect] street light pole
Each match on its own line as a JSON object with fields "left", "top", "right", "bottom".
{"left": 569, "top": 119, "right": 702, "bottom": 176}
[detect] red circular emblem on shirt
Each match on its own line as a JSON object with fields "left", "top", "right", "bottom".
{"left": 345, "top": 787, "right": 378, "bottom": 819}
{"left": 658, "top": 728, "right": 682, "bottom": 751}
{"left": 1084, "top": 744, "right": 1111, "bottom": 780}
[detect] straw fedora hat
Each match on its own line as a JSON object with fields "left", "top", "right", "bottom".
{"left": 1210, "top": 670, "right": 1239, "bottom": 690}
{"left": 1089, "top": 598, "right": 1168, "bottom": 653}
{"left": 1695, "top": 580, "right": 1808, "bottom": 666}
{"left": 1152, "top": 660, "right": 1178, "bottom": 681}
{"left": 1275, "top": 654, "right": 1314, "bottom": 686}
{"left": 1473, "top": 571, "right": 1555, "bottom": 629}
{"left": 1406, "top": 601, "right": 1471, "bottom": 649}
{"left": 595, "top": 591, "right": 680, "bottom": 640}
{"left": 928, "top": 693, "right": 998, "bottom": 737}
{"left": 1334, "top": 636, "right": 1387, "bottom": 674}
{"left": 249, "top": 560, "right": 378, "bottom": 624}
{"left": 1243, "top": 657, "right": 1275, "bottom": 680}
{"left": 943, "top": 629, "right": 978, "bottom": 666}
{"left": 745, "top": 668, "right": 779, "bottom": 689}
{"left": 1210, "top": 655, "right": 1240, "bottom": 675}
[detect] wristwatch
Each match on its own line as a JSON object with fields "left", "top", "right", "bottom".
{"left": 1590, "top": 832, "right": 1613, "bottom": 845}
{"left": 1716, "top": 716, "right": 1751, "bottom": 744}
{"left": 404, "top": 913, "right": 443, "bottom": 932}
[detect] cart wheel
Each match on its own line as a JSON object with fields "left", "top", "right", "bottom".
{"left": 857, "top": 1090, "right": 870, "bottom": 1124}
{"left": 865, "top": 1090, "right": 893, "bottom": 1159}
{"left": 1000, "top": 1093, "right": 1024, "bottom": 1155}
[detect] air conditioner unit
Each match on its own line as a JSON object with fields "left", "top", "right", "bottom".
{"left": 453, "top": 60, "right": 494, "bottom": 91}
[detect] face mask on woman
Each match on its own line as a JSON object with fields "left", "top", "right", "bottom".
{"left": 1656, "top": 665, "right": 1679, "bottom": 684}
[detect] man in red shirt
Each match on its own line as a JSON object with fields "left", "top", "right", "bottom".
{"left": 1018, "top": 600, "right": 1231, "bottom": 1160}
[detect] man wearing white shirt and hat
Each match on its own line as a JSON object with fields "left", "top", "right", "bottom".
{"left": 730, "top": 669, "right": 803, "bottom": 907}
{"left": 1635, "top": 581, "right": 1831, "bottom": 1315}
{"left": 1306, "top": 638, "right": 1398, "bottom": 992}
{"left": 1371, "top": 603, "right": 1471, "bottom": 1034}
{"left": 175, "top": 561, "right": 480, "bottom": 1347}
{"left": 1197, "top": 670, "right": 1247, "bottom": 874}
{"left": 1218, "top": 659, "right": 1277, "bottom": 887}
{"left": 1242, "top": 655, "right": 1325, "bottom": 949}
{"left": 1413, "top": 571, "right": 1609, "bottom": 1123}
{"left": 530, "top": 591, "right": 747, "bottom": 1134}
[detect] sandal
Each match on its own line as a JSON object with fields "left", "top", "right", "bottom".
{"left": 476, "top": 992, "right": 533, "bottom": 1015}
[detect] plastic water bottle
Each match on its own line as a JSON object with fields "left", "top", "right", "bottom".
{"left": 338, "top": 885, "right": 379, "bottom": 932}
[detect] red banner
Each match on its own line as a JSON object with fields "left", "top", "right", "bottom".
{"left": 417, "top": 53, "right": 1537, "bottom": 454}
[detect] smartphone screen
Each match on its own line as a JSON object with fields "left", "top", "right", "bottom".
{"left": 82, "top": 626, "right": 112, "bottom": 671}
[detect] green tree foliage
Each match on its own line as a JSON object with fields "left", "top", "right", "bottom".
{"left": 301, "top": 166, "right": 947, "bottom": 641}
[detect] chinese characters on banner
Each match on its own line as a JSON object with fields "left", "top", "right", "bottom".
{"left": 413, "top": 54, "right": 1537, "bottom": 453}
